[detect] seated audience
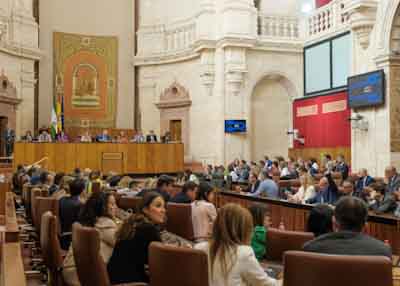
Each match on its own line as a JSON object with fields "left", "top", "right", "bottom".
{"left": 80, "top": 130, "right": 92, "bottom": 143}
{"left": 57, "top": 131, "right": 69, "bottom": 142}
{"left": 59, "top": 178, "right": 85, "bottom": 250}
{"left": 191, "top": 182, "right": 217, "bottom": 242}
{"left": 355, "top": 168, "right": 374, "bottom": 196}
{"left": 96, "top": 129, "right": 111, "bottom": 142}
{"left": 63, "top": 192, "right": 119, "bottom": 286}
{"left": 117, "top": 131, "right": 129, "bottom": 143}
{"left": 237, "top": 160, "right": 250, "bottom": 182}
{"left": 249, "top": 204, "right": 271, "bottom": 261}
{"left": 385, "top": 166, "right": 400, "bottom": 194}
{"left": 170, "top": 181, "right": 197, "bottom": 204}
{"left": 146, "top": 130, "right": 158, "bottom": 143}
{"left": 306, "top": 204, "right": 333, "bottom": 237}
{"left": 86, "top": 170, "right": 103, "bottom": 196}
{"left": 288, "top": 174, "right": 316, "bottom": 203}
{"left": 137, "top": 174, "right": 174, "bottom": 202}
{"left": 248, "top": 172, "right": 260, "bottom": 194}
{"left": 40, "top": 171, "right": 54, "bottom": 190}
{"left": 303, "top": 196, "right": 391, "bottom": 258}
{"left": 21, "top": 130, "right": 33, "bottom": 142}
{"left": 161, "top": 131, "right": 172, "bottom": 143}
{"left": 251, "top": 170, "right": 279, "bottom": 199}
{"left": 107, "top": 192, "right": 165, "bottom": 284}
{"left": 195, "top": 203, "right": 280, "bottom": 286}
{"left": 132, "top": 130, "right": 146, "bottom": 143}
{"left": 228, "top": 164, "right": 239, "bottom": 183}
{"left": 183, "top": 169, "right": 200, "bottom": 184}
{"left": 38, "top": 130, "right": 52, "bottom": 142}
{"left": 340, "top": 180, "right": 355, "bottom": 197}
{"left": 306, "top": 173, "right": 338, "bottom": 205}
{"left": 49, "top": 172, "right": 65, "bottom": 195}
{"left": 334, "top": 155, "right": 349, "bottom": 180}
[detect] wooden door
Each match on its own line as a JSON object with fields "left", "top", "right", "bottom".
{"left": 169, "top": 120, "right": 182, "bottom": 142}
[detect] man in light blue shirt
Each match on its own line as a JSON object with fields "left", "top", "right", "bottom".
{"left": 251, "top": 170, "right": 279, "bottom": 199}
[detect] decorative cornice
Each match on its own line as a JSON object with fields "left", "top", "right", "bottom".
{"left": 134, "top": 49, "right": 200, "bottom": 66}
{"left": 254, "top": 39, "right": 303, "bottom": 54}
{"left": 155, "top": 100, "right": 192, "bottom": 109}
{"left": 0, "top": 41, "right": 41, "bottom": 60}
{"left": 0, "top": 94, "right": 22, "bottom": 105}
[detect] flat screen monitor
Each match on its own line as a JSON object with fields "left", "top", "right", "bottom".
{"left": 348, "top": 70, "right": 385, "bottom": 109}
{"left": 225, "top": 120, "right": 247, "bottom": 133}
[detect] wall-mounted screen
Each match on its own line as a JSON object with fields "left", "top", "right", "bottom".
{"left": 348, "top": 70, "right": 385, "bottom": 109}
{"left": 225, "top": 120, "right": 247, "bottom": 133}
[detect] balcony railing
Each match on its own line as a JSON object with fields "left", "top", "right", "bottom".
{"left": 307, "top": 0, "right": 350, "bottom": 39}
{"left": 137, "top": 18, "right": 197, "bottom": 58}
{"left": 258, "top": 14, "right": 300, "bottom": 40}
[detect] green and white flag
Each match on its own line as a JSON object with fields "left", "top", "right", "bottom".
{"left": 50, "top": 105, "right": 58, "bottom": 139}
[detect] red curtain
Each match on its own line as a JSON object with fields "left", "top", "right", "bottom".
{"left": 293, "top": 92, "right": 351, "bottom": 149}
{"left": 316, "top": 0, "right": 332, "bottom": 8}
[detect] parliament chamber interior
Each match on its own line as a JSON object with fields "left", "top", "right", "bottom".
{"left": 1, "top": 0, "right": 400, "bottom": 285}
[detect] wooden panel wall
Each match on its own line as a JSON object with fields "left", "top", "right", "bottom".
{"left": 288, "top": 147, "right": 351, "bottom": 165}
{"left": 13, "top": 143, "right": 184, "bottom": 174}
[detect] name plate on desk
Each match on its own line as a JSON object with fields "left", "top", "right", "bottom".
{"left": 102, "top": 152, "right": 123, "bottom": 160}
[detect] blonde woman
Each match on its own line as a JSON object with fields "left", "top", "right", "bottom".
{"left": 289, "top": 174, "right": 316, "bottom": 204}
{"left": 196, "top": 204, "right": 280, "bottom": 286}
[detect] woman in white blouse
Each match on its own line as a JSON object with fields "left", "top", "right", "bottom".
{"left": 195, "top": 203, "right": 281, "bottom": 286}
{"left": 288, "top": 174, "right": 316, "bottom": 204}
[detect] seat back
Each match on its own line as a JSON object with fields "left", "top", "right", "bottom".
{"left": 149, "top": 242, "right": 209, "bottom": 286}
{"left": 266, "top": 228, "right": 314, "bottom": 262}
{"left": 116, "top": 196, "right": 142, "bottom": 212}
{"left": 31, "top": 187, "right": 48, "bottom": 228}
{"left": 36, "top": 197, "right": 58, "bottom": 236}
{"left": 72, "top": 223, "right": 109, "bottom": 286}
{"left": 283, "top": 251, "right": 392, "bottom": 286}
{"left": 166, "top": 203, "right": 194, "bottom": 241}
{"left": 40, "top": 211, "right": 64, "bottom": 286}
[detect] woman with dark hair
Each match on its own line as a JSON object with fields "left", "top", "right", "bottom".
{"left": 49, "top": 172, "right": 65, "bottom": 195}
{"left": 307, "top": 204, "right": 334, "bottom": 237}
{"left": 191, "top": 182, "right": 217, "bottom": 242}
{"left": 196, "top": 204, "right": 279, "bottom": 286}
{"left": 62, "top": 192, "right": 118, "bottom": 286}
{"left": 249, "top": 204, "right": 271, "bottom": 260}
{"left": 107, "top": 191, "right": 165, "bottom": 284}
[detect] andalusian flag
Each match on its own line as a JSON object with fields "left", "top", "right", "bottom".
{"left": 50, "top": 105, "right": 58, "bottom": 139}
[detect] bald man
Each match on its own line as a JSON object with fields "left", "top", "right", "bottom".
{"left": 306, "top": 173, "right": 339, "bottom": 205}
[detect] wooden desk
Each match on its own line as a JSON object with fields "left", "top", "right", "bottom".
{"left": 13, "top": 142, "right": 184, "bottom": 174}
{"left": 217, "top": 191, "right": 400, "bottom": 255}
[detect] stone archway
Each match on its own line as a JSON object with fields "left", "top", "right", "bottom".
{"left": 156, "top": 81, "right": 191, "bottom": 156}
{"left": 249, "top": 73, "right": 297, "bottom": 161}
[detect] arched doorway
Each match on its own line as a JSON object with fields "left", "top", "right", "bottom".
{"left": 250, "top": 74, "right": 296, "bottom": 161}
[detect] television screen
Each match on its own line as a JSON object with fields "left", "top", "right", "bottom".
{"left": 225, "top": 120, "right": 247, "bottom": 133}
{"left": 348, "top": 70, "right": 385, "bottom": 109}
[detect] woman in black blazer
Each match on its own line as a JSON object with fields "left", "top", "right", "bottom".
{"left": 107, "top": 191, "right": 166, "bottom": 284}
{"left": 248, "top": 172, "right": 261, "bottom": 193}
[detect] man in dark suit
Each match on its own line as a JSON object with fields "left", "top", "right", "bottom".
{"left": 137, "top": 174, "right": 174, "bottom": 202}
{"left": 355, "top": 168, "right": 374, "bottom": 197}
{"left": 303, "top": 196, "right": 391, "bottom": 258}
{"left": 334, "top": 155, "right": 349, "bottom": 180}
{"left": 306, "top": 173, "right": 339, "bottom": 205}
{"left": 170, "top": 181, "right": 197, "bottom": 204}
{"left": 385, "top": 166, "right": 400, "bottom": 194}
{"left": 96, "top": 129, "right": 111, "bottom": 142}
{"left": 3, "top": 124, "right": 15, "bottom": 157}
{"left": 146, "top": 130, "right": 158, "bottom": 143}
{"left": 58, "top": 178, "right": 85, "bottom": 250}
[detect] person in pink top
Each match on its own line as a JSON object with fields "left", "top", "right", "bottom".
{"left": 191, "top": 182, "right": 217, "bottom": 243}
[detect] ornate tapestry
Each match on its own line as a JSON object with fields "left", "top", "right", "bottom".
{"left": 54, "top": 32, "right": 118, "bottom": 128}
